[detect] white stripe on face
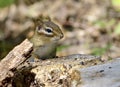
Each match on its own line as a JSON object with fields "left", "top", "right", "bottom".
{"left": 37, "top": 26, "right": 54, "bottom": 36}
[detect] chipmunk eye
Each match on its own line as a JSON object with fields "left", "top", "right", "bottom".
{"left": 45, "top": 28, "right": 52, "bottom": 33}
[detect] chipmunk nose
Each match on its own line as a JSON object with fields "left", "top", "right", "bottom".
{"left": 60, "top": 34, "right": 64, "bottom": 39}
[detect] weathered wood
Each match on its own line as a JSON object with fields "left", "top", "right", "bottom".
{"left": 30, "top": 54, "right": 103, "bottom": 87}
{"left": 0, "top": 39, "right": 33, "bottom": 86}
{"left": 1, "top": 38, "right": 116, "bottom": 87}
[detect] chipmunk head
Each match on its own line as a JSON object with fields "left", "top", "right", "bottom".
{"left": 33, "top": 16, "right": 63, "bottom": 43}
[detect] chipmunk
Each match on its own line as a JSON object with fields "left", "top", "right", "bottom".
{"left": 29, "top": 16, "right": 63, "bottom": 60}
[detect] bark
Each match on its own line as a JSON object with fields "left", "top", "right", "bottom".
{"left": 0, "top": 39, "right": 33, "bottom": 86}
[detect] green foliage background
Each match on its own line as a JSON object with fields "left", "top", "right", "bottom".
{"left": 0, "top": 0, "right": 15, "bottom": 8}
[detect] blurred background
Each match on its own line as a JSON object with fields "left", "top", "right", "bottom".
{"left": 0, "top": 0, "right": 120, "bottom": 60}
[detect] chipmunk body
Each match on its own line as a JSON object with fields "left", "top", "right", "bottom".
{"left": 29, "top": 16, "right": 63, "bottom": 60}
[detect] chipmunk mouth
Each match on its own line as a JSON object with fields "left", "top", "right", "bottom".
{"left": 51, "top": 36, "right": 61, "bottom": 41}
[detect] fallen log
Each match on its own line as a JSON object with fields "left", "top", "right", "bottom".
{"left": 0, "top": 39, "right": 33, "bottom": 86}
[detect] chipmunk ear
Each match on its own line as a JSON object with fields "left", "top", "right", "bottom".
{"left": 40, "top": 15, "right": 51, "bottom": 22}
{"left": 44, "top": 16, "right": 51, "bottom": 21}
{"left": 32, "top": 16, "right": 43, "bottom": 26}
